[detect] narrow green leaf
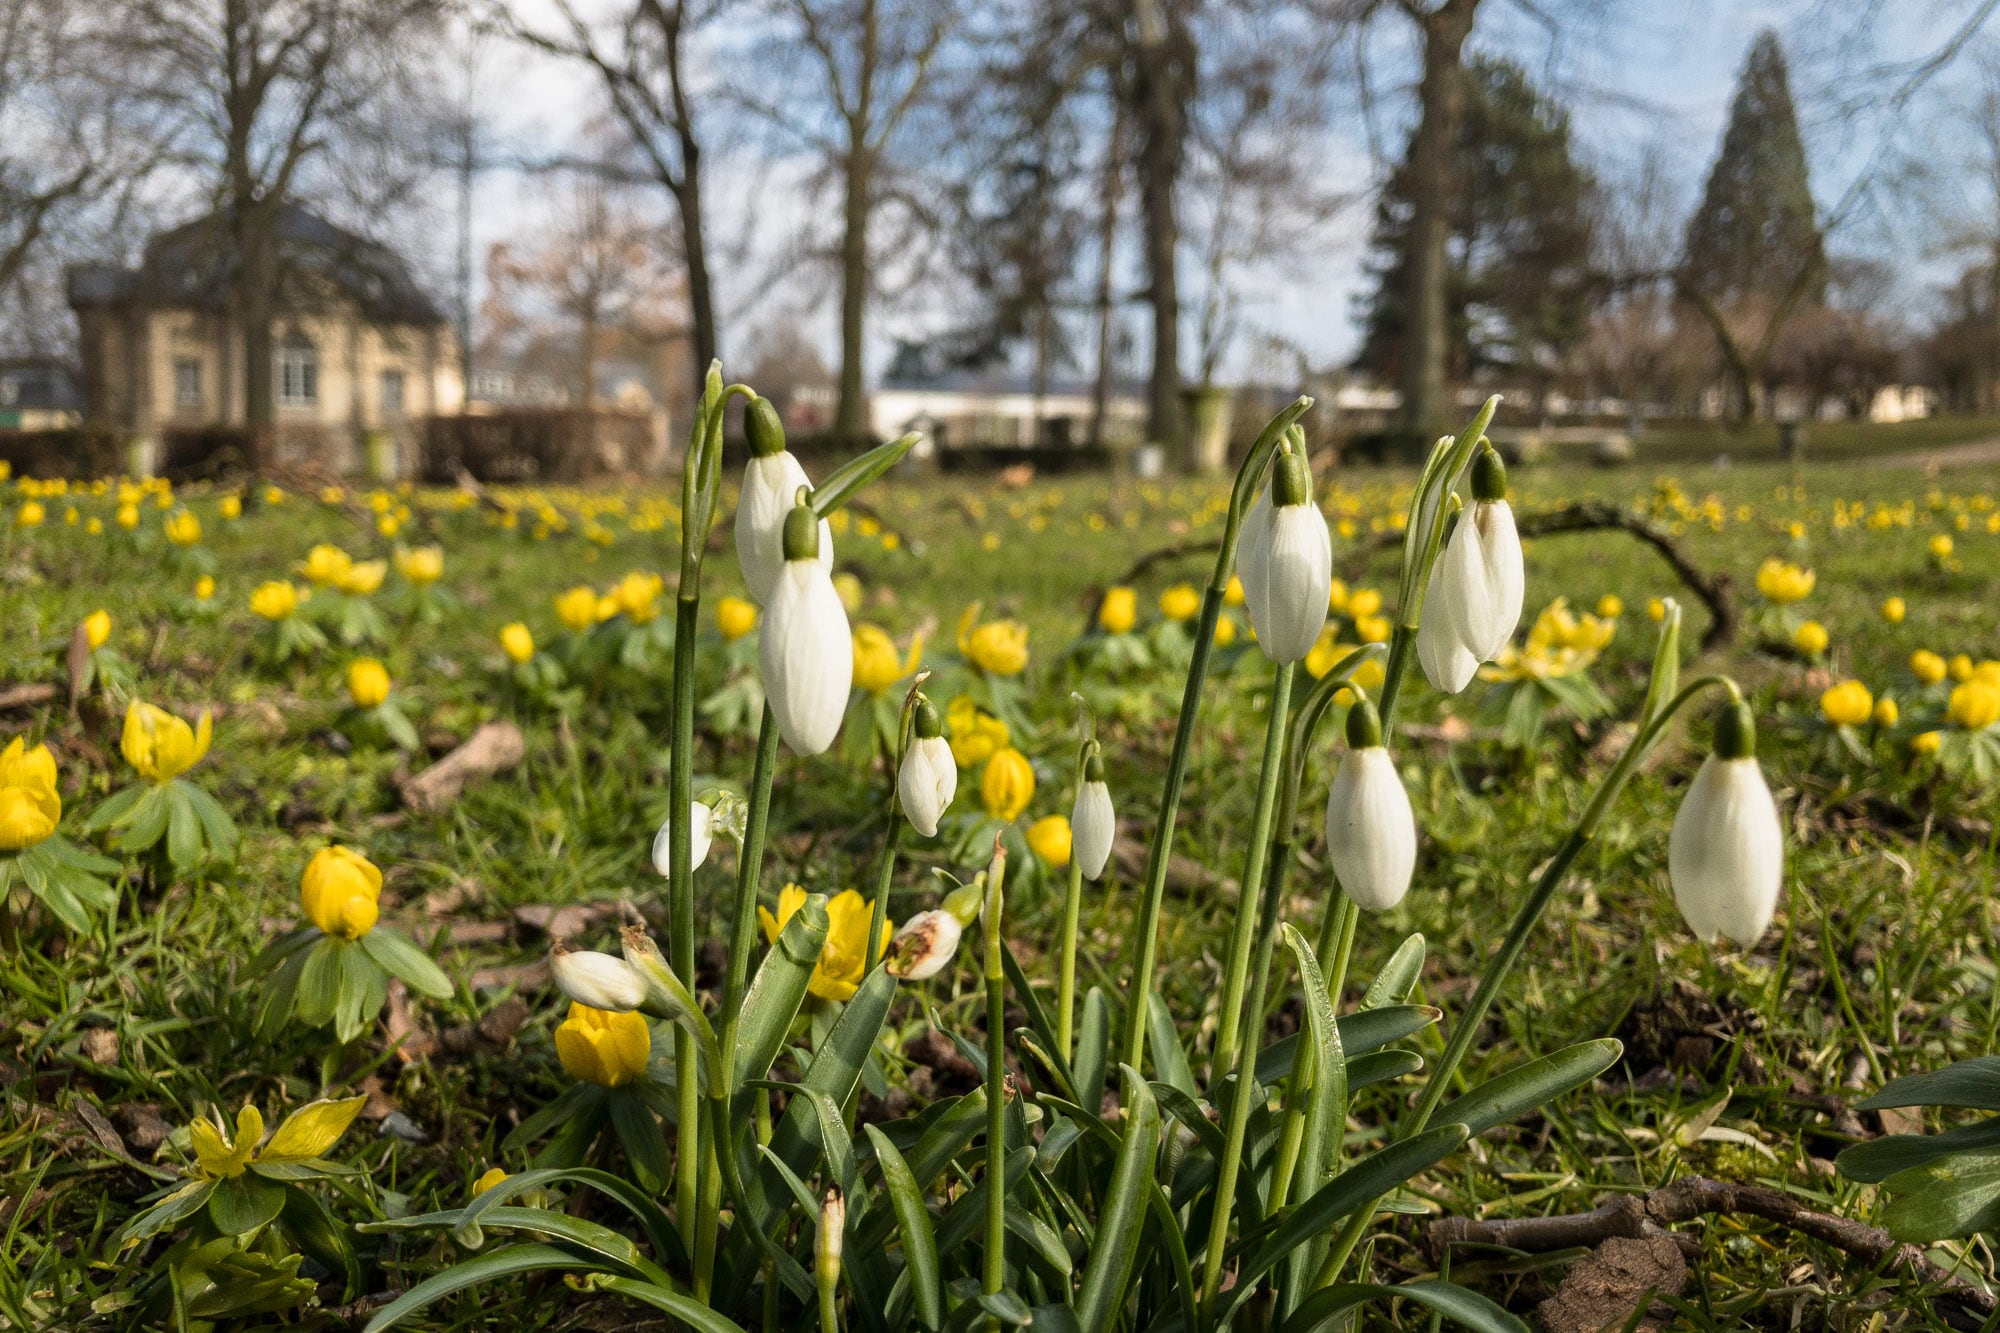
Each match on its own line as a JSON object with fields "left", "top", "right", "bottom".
{"left": 585, "top": 1275, "right": 752, "bottom": 1333}
{"left": 1075, "top": 1067, "right": 1160, "bottom": 1333}
{"left": 864, "top": 1125, "right": 944, "bottom": 1331}
{"left": 1838, "top": 1117, "right": 2000, "bottom": 1183}
{"left": 1859, "top": 1057, "right": 2000, "bottom": 1111}
{"left": 360, "top": 1244, "right": 612, "bottom": 1332}
{"left": 359, "top": 927, "right": 454, "bottom": 1000}
{"left": 1280, "top": 1280, "right": 1529, "bottom": 1333}
{"left": 809, "top": 433, "right": 920, "bottom": 517}
{"left": 1360, "top": 934, "right": 1426, "bottom": 1010}
{"left": 1433, "top": 1040, "right": 1623, "bottom": 1138}
{"left": 735, "top": 895, "right": 830, "bottom": 1093}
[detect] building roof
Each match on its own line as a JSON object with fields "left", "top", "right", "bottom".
{"left": 67, "top": 203, "right": 444, "bottom": 326}
{"left": 879, "top": 339, "right": 1142, "bottom": 400}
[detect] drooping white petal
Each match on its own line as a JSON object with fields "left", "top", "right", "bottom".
{"left": 898, "top": 735, "right": 957, "bottom": 837}
{"left": 1071, "top": 779, "right": 1116, "bottom": 880}
{"left": 736, "top": 453, "right": 833, "bottom": 602}
{"left": 1235, "top": 481, "right": 1274, "bottom": 630}
{"left": 1474, "top": 499, "right": 1524, "bottom": 653}
{"left": 761, "top": 559, "right": 853, "bottom": 754}
{"left": 652, "top": 801, "right": 713, "bottom": 877}
{"left": 886, "top": 909, "right": 963, "bottom": 980}
{"left": 550, "top": 947, "right": 649, "bottom": 1012}
{"left": 1668, "top": 755, "right": 1783, "bottom": 948}
{"left": 1416, "top": 558, "right": 1480, "bottom": 694}
{"left": 1251, "top": 503, "right": 1332, "bottom": 664}
{"left": 1324, "top": 747, "right": 1418, "bottom": 912}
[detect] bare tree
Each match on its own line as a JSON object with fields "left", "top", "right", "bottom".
{"left": 89, "top": 0, "right": 448, "bottom": 470}
{"left": 495, "top": 0, "right": 731, "bottom": 406}
{"left": 746, "top": 0, "right": 955, "bottom": 443}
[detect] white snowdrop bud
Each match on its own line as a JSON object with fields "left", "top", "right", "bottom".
{"left": 898, "top": 699, "right": 956, "bottom": 837}
{"left": 1244, "top": 450, "right": 1331, "bottom": 664}
{"left": 760, "top": 501, "right": 852, "bottom": 755}
{"left": 1436, "top": 447, "right": 1524, "bottom": 663}
{"left": 549, "top": 941, "right": 649, "bottom": 1012}
{"left": 1070, "top": 750, "right": 1115, "bottom": 881}
{"left": 1416, "top": 538, "right": 1480, "bottom": 694}
{"left": 1669, "top": 701, "right": 1783, "bottom": 948}
{"left": 652, "top": 801, "right": 714, "bottom": 877}
{"left": 1323, "top": 699, "right": 1418, "bottom": 912}
{"left": 885, "top": 909, "right": 963, "bottom": 980}
{"left": 736, "top": 403, "right": 833, "bottom": 602}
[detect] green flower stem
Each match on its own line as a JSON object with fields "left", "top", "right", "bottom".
{"left": 1315, "top": 673, "right": 1741, "bottom": 1288}
{"left": 1121, "top": 397, "right": 1313, "bottom": 1073}
{"left": 818, "top": 1266, "right": 839, "bottom": 1333}
{"left": 1057, "top": 851, "right": 1086, "bottom": 1061}
{"left": 719, "top": 706, "right": 781, "bottom": 1059}
{"left": 865, "top": 818, "right": 904, "bottom": 977}
{"left": 670, "top": 591, "right": 703, "bottom": 1254}
{"left": 1373, "top": 625, "right": 1416, "bottom": 732}
{"left": 1211, "top": 661, "right": 1296, "bottom": 1083}
{"left": 1268, "top": 892, "right": 1356, "bottom": 1217}
{"left": 982, "top": 843, "right": 1010, "bottom": 1296}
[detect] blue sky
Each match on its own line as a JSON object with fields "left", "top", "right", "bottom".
{"left": 459, "top": 0, "right": 1999, "bottom": 387}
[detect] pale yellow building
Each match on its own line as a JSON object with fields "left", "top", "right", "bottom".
{"left": 68, "top": 205, "right": 462, "bottom": 477}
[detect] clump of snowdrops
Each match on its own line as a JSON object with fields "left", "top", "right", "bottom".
{"left": 352, "top": 383, "right": 1783, "bottom": 1333}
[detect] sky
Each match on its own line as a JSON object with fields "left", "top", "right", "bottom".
{"left": 439, "top": 0, "right": 2000, "bottom": 390}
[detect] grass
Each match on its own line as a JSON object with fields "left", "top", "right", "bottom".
{"left": 2, "top": 438, "right": 1999, "bottom": 1329}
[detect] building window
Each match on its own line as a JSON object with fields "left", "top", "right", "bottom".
{"left": 380, "top": 370, "right": 405, "bottom": 418}
{"left": 174, "top": 358, "right": 203, "bottom": 410}
{"left": 277, "top": 338, "right": 318, "bottom": 407}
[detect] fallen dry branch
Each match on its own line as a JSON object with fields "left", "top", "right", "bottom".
{"left": 398, "top": 720, "right": 525, "bottom": 813}
{"left": 1428, "top": 1176, "right": 1996, "bottom": 1326}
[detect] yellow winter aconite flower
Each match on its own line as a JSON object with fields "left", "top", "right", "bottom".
{"left": 1347, "top": 588, "right": 1384, "bottom": 620}
{"left": 1481, "top": 599, "right": 1616, "bottom": 683}
{"left": 759, "top": 885, "right": 889, "bottom": 1002}
{"left": 16, "top": 500, "right": 44, "bottom": 527}
{"left": 716, "top": 596, "right": 758, "bottom": 642}
{"left": 164, "top": 509, "right": 201, "bottom": 546}
{"left": 613, "top": 571, "right": 664, "bottom": 623}
{"left": 555, "top": 1003, "right": 651, "bottom": 1088}
{"left": 300, "top": 845, "right": 382, "bottom": 939}
{"left": 219, "top": 495, "right": 242, "bottom": 519}
{"left": 1027, "top": 814, "right": 1072, "bottom": 868}
{"left": 1819, "top": 680, "right": 1872, "bottom": 728}
{"left": 844, "top": 625, "right": 896, "bottom": 694}
{"left": 555, "top": 586, "right": 599, "bottom": 632}
{"left": 1304, "top": 628, "right": 1348, "bottom": 680}
{"left": 195, "top": 575, "right": 215, "bottom": 601}
{"left": 1930, "top": 533, "right": 1955, "bottom": 560}
{"left": 1792, "top": 620, "right": 1829, "bottom": 656}
{"left": 958, "top": 605, "right": 1029, "bottom": 675}
{"left": 1950, "top": 653, "right": 1975, "bottom": 682}
{"left": 250, "top": 580, "right": 300, "bottom": 620}
{"left": 1224, "top": 575, "right": 1245, "bottom": 607}
{"left": 472, "top": 1167, "right": 510, "bottom": 1197}
{"left": 834, "top": 572, "right": 864, "bottom": 614}
{"left": 1912, "top": 650, "right": 1947, "bottom": 685}
{"left": 1948, "top": 678, "right": 2000, "bottom": 732}
{"left": 1159, "top": 583, "right": 1200, "bottom": 622}
{"left": 1873, "top": 696, "right": 1899, "bottom": 728}
{"left": 1595, "top": 594, "right": 1623, "bottom": 619}
{"left": 116, "top": 503, "right": 139, "bottom": 530}
{"left": 187, "top": 1097, "right": 365, "bottom": 1180}
{"left": 300, "top": 544, "right": 353, "bottom": 587}
{"left": 1881, "top": 597, "right": 1906, "bottom": 625}
{"left": 338, "top": 559, "right": 387, "bottom": 596}
{"left": 1098, "top": 586, "right": 1138, "bottom": 634}
{"left": 500, "top": 622, "right": 536, "bottom": 664}
{"left": 121, "top": 701, "right": 212, "bottom": 783}
{"left": 82, "top": 609, "right": 112, "bottom": 650}
{"left": 1755, "top": 558, "right": 1815, "bottom": 604}
{"left": 1913, "top": 730, "right": 1943, "bottom": 755}
{"left": 1646, "top": 597, "right": 1666, "bottom": 622}
{"left": 1213, "top": 616, "right": 1237, "bottom": 646}
{"left": 347, "top": 659, "right": 392, "bottom": 708}
{"left": 980, "top": 747, "right": 1035, "bottom": 822}
{"left": 0, "top": 737, "right": 61, "bottom": 851}
{"left": 395, "top": 546, "right": 444, "bottom": 587}
{"left": 946, "top": 696, "right": 1009, "bottom": 767}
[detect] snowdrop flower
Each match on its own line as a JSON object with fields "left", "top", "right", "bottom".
{"left": 1323, "top": 698, "right": 1418, "bottom": 912}
{"left": 898, "top": 698, "right": 957, "bottom": 837}
{"left": 1416, "top": 529, "right": 1479, "bottom": 694}
{"left": 885, "top": 909, "right": 963, "bottom": 980}
{"left": 1668, "top": 700, "right": 1783, "bottom": 948}
{"left": 1237, "top": 447, "right": 1331, "bottom": 664}
{"left": 1070, "top": 749, "right": 1115, "bottom": 881}
{"left": 549, "top": 940, "right": 650, "bottom": 1012}
{"left": 762, "top": 497, "right": 852, "bottom": 754}
{"left": 1436, "top": 446, "right": 1524, "bottom": 663}
{"left": 652, "top": 801, "right": 713, "bottom": 876}
{"left": 736, "top": 398, "right": 833, "bottom": 602}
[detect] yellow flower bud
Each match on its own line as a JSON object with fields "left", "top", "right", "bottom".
{"left": 555, "top": 1003, "right": 652, "bottom": 1087}
{"left": 1948, "top": 679, "right": 2000, "bottom": 732}
{"left": 1755, "top": 558, "right": 1814, "bottom": 604}
{"left": 0, "top": 737, "right": 61, "bottom": 851}
{"left": 1027, "top": 814, "right": 1072, "bottom": 868}
{"left": 338, "top": 559, "right": 387, "bottom": 596}
{"left": 500, "top": 623, "right": 535, "bottom": 665}
{"left": 1098, "top": 586, "right": 1138, "bottom": 634}
{"left": 716, "top": 596, "right": 758, "bottom": 642}
{"left": 1646, "top": 598, "right": 1666, "bottom": 622}
{"left": 1930, "top": 533, "right": 1955, "bottom": 560}
{"left": 1224, "top": 575, "right": 1245, "bottom": 607}
{"left": 1158, "top": 583, "right": 1200, "bottom": 622}
{"left": 472, "top": 1167, "right": 509, "bottom": 1197}
{"left": 1596, "top": 594, "right": 1623, "bottom": 619}
{"left": 1913, "top": 729, "right": 1942, "bottom": 756}
{"left": 851, "top": 625, "right": 903, "bottom": 694}
{"left": 300, "top": 846, "right": 382, "bottom": 939}
{"left": 834, "top": 572, "right": 864, "bottom": 614}
{"left": 250, "top": 580, "right": 299, "bottom": 621}
{"left": 1873, "top": 696, "right": 1898, "bottom": 728}
{"left": 554, "top": 586, "right": 599, "bottom": 632}
{"left": 83, "top": 609, "right": 112, "bottom": 651}
{"left": 1880, "top": 597, "right": 1906, "bottom": 625}
{"left": 1950, "top": 653, "right": 1975, "bottom": 682}
{"left": 121, "top": 701, "right": 212, "bottom": 783}
{"left": 347, "top": 659, "right": 392, "bottom": 709}
{"left": 394, "top": 546, "right": 444, "bottom": 587}
{"left": 300, "top": 544, "right": 353, "bottom": 587}
{"left": 1792, "top": 620, "right": 1828, "bottom": 656}
{"left": 963, "top": 618, "right": 1029, "bottom": 676}
{"left": 164, "top": 509, "right": 202, "bottom": 547}
{"left": 980, "top": 747, "right": 1035, "bottom": 822}
{"left": 15, "top": 500, "right": 44, "bottom": 527}
{"left": 195, "top": 575, "right": 216, "bottom": 601}
{"left": 1214, "top": 615, "right": 1237, "bottom": 646}
{"left": 1818, "top": 680, "right": 1872, "bottom": 728}
{"left": 1911, "top": 650, "right": 1947, "bottom": 685}
{"left": 220, "top": 495, "right": 242, "bottom": 519}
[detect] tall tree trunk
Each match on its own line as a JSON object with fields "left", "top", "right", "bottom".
{"left": 1087, "top": 102, "right": 1125, "bottom": 452}
{"left": 677, "top": 132, "right": 718, "bottom": 396}
{"left": 237, "top": 203, "right": 277, "bottom": 473}
{"left": 1131, "top": 0, "right": 1185, "bottom": 460}
{"left": 834, "top": 139, "right": 872, "bottom": 444}
{"left": 580, "top": 306, "right": 600, "bottom": 409}
{"left": 1398, "top": 0, "right": 1479, "bottom": 442}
